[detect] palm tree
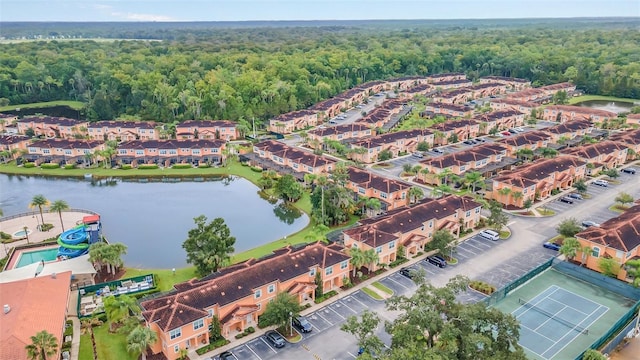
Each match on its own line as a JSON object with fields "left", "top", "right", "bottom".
{"left": 437, "top": 168, "right": 454, "bottom": 185}
{"left": 103, "top": 243, "right": 128, "bottom": 275}
{"left": 540, "top": 147, "right": 558, "bottom": 159}
{"left": 104, "top": 294, "right": 140, "bottom": 332}
{"left": 348, "top": 247, "right": 367, "bottom": 277}
{"left": 361, "top": 249, "right": 379, "bottom": 273}
{"left": 433, "top": 184, "right": 453, "bottom": 198}
{"left": 580, "top": 245, "right": 592, "bottom": 267}
{"left": 497, "top": 187, "right": 511, "bottom": 205}
{"left": 126, "top": 325, "right": 158, "bottom": 360}
{"left": 408, "top": 186, "right": 424, "bottom": 204}
{"left": 49, "top": 200, "right": 69, "bottom": 232}
{"left": 464, "top": 171, "right": 484, "bottom": 194}
{"left": 511, "top": 191, "right": 524, "bottom": 207}
{"left": 365, "top": 197, "right": 381, "bottom": 217}
{"left": 30, "top": 194, "right": 49, "bottom": 229}
{"left": 315, "top": 175, "right": 329, "bottom": 221}
{"left": 559, "top": 238, "right": 581, "bottom": 262}
{"left": 25, "top": 330, "right": 58, "bottom": 360}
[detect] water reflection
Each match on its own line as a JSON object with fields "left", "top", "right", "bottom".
{"left": 273, "top": 202, "right": 303, "bottom": 225}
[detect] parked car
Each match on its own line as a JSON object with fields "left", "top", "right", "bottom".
{"left": 219, "top": 351, "right": 236, "bottom": 360}
{"left": 593, "top": 179, "right": 609, "bottom": 187}
{"left": 514, "top": 127, "right": 525, "bottom": 133}
{"left": 501, "top": 131, "right": 512, "bottom": 136}
{"left": 433, "top": 148, "right": 444, "bottom": 154}
{"left": 425, "top": 255, "right": 447, "bottom": 268}
{"left": 476, "top": 137, "right": 486, "bottom": 143}
{"left": 543, "top": 242, "right": 561, "bottom": 251}
{"left": 582, "top": 220, "right": 600, "bottom": 228}
{"left": 479, "top": 229, "right": 500, "bottom": 241}
{"left": 463, "top": 140, "right": 475, "bottom": 145}
{"left": 265, "top": 330, "right": 286, "bottom": 348}
{"left": 399, "top": 267, "right": 415, "bottom": 279}
{"left": 508, "top": 128, "right": 518, "bottom": 134}
{"left": 559, "top": 197, "right": 574, "bottom": 204}
{"left": 412, "top": 152, "right": 424, "bottom": 158}
{"left": 567, "top": 193, "right": 583, "bottom": 200}
{"left": 622, "top": 167, "right": 637, "bottom": 174}
{"left": 293, "top": 315, "right": 313, "bottom": 333}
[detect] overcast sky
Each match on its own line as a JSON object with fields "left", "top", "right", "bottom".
{"left": 1, "top": 0, "right": 638, "bottom": 22}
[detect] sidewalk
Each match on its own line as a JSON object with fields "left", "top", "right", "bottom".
{"left": 190, "top": 231, "right": 479, "bottom": 360}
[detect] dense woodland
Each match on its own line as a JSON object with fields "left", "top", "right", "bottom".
{"left": 0, "top": 19, "right": 638, "bottom": 123}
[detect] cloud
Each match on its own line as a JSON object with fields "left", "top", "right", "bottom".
{"left": 93, "top": 3, "right": 177, "bottom": 21}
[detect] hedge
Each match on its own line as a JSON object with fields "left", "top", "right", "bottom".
{"left": 41, "top": 163, "right": 60, "bottom": 169}
{"left": 172, "top": 164, "right": 192, "bottom": 169}
{"left": 23, "top": 162, "right": 36, "bottom": 168}
{"left": 314, "top": 290, "right": 338, "bottom": 304}
{"left": 138, "top": 164, "right": 159, "bottom": 170}
{"left": 120, "top": 165, "right": 132, "bottom": 170}
{"left": 64, "top": 164, "right": 76, "bottom": 169}
{"left": 195, "top": 338, "right": 229, "bottom": 355}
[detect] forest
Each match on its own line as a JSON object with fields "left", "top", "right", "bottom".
{"left": 0, "top": 19, "right": 638, "bottom": 123}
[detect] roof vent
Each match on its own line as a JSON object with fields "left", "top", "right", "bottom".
{"left": 3, "top": 304, "right": 10, "bottom": 314}
{"left": 51, "top": 272, "right": 56, "bottom": 279}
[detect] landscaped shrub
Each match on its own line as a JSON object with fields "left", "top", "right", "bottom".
{"left": 0, "top": 232, "right": 11, "bottom": 240}
{"left": 172, "top": 164, "right": 192, "bottom": 169}
{"left": 198, "top": 164, "right": 210, "bottom": 168}
{"left": 39, "top": 223, "right": 54, "bottom": 232}
{"left": 246, "top": 327, "right": 255, "bottom": 334}
{"left": 61, "top": 341, "right": 72, "bottom": 351}
{"left": 234, "top": 333, "right": 245, "bottom": 339}
{"left": 23, "top": 162, "right": 36, "bottom": 168}
{"left": 138, "top": 164, "right": 159, "bottom": 170}
{"left": 314, "top": 290, "right": 338, "bottom": 304}
{"left": 120, "top": 165, "right": 132, "bottom": 170}
{"left": 195, "top": 339, "right": 229, "bottom": 355}
{"left": 251, "top": 166, "right": 263, "bottom": 172}
{"left": 41, "top": 163, "right": 60, "bottom": 169}
{"left": 469, "top": 280, "right": 496, "bottom": 295}
{"left": 388, "top": 257, "right": 409, "bottom": 268}
{"left": 64, "top": 164, "right": 76, "bottom": 169}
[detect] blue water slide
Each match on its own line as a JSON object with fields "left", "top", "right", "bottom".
{"left": 57, "top": 246, "right": 88, "bottom": 258}
{"left": 59, "top": 226, "right": 88, "bottom": 245}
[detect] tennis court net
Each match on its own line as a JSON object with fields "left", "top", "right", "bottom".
{"left": 518, "top": 298, "right": 589, "bottom": 335}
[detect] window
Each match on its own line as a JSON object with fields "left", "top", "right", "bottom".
{"left": 208, "top": 309, "right": 213, "bottom": 318}
{"left": 169, "top": 150, "right": 177, "bottom": 155}
{"left": 193, "top": 318, "right": 204, "bottom": 331}
{"left": 254, "top": 289, "right": 262, "bottom": 299}
{"left": 43, "top": 149, "right": 51, "bottom": 154}
{"left": 429, "top": 220, "right": 434, "bottom": 228}
{"left": 591, "top": 247, "right": 600, "bottom": 258}
{"left": 616, "top": 250, "right": 623, "bottom": 259}
{"left": 118, "top": 149, "right": 127, "bottom": 155}
{"left": 170, "top": 328, "right": 181, "bottom": 340}
{"left": 135, "top": 150, "right": 144, "bottom": 155}
{"left": 380, "top": 192, "right": 388, "bottom": 199}
{"left": 376, "top": 246, "right": 382, "bottom": 254}
{"left": 325, "top": 267, "right": 333, "bottom": 276}
{"left": 358, "top": 187, "right": 366, "bottom": 194}
{"left": 460, "top": 166, "right": 466, "bottom": 172}
{"left": 466, "top": 211, "right": 471, "bottom": 217}
{"left": 389, "top": 241, "right": 395, "bottom": 249}
{"left": 159, "top": 150, "right": 167, "bottom": 155}
{"left": 192, "top": 149, "right": 200, "bottom": 155}
{"left": 421, "top": 225, "right": 425, "bottom": 231}
{"left": 309, "top": 268, "right": 316, "bottom": 276}
{"left": 268, "top": 284, "right": 275, "bottom": 294}
{"left": 174, "top": 345, "right": 180, "bottom": 353}
{"left": 212, "top": 148, "right": 218, "bottom": 153}
{"left": 475, "top": 208, "right": 480, "bottom": 214}
{"left": 340, "top": 260, "right": 348, "bottom": 270}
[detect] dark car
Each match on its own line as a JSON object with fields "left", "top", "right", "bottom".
{"left": 567, "top": 193, "right": 583, "bottom": 200}
{"left": 582, "top": 220, "right": 600, "bottom": 228}
{"left": 622, "top": 167, "right": 637, "bottom": 174}
{"left": 265, "top": 330, "right": 286, "bottom": 348}
{"left": 433, "top": 148, "right": 444, "bottom": 153}
{"left": 559, "top": 197, "right": 574, "bottom": 204}
{"left": 463, "top": 140, "right": 475, "bottom": 145}
{"left": 399, "top": 267, "right": 415, "bottom": 279}
{"left": 543, "top": 242, "right": 561, "bottom": 251}
{"left": 293, "top": 315, "right": 312, "bottom": 333}
{"left": 219, "top": 351, "right": 236, "bottom": 360}
{"left": 476, "top": 138, "right": 486, "bottom": 143}
{"left": 426, "top": 255, "right": 447, "bottom": 268}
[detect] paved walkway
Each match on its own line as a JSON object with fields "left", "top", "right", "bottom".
{"left": 0, "top": 211, "right": 93, "bottom": 257}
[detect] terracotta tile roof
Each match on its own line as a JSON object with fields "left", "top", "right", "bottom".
{"left": 308, "top": 123, "right": 371, "bottom": 137}
{"left": 545, "top": 105, "right": 616, "bottom": 119}
{"left": 609, "top": 129, "right": 640, "bottom": 146}
{"left": 0, "top": 271, "right": 71, "bottom": 360}
{"left": 431, "top": 119, "right": 479, "bottom": 132}
{"left": 29, "top": 138, "right": 104, "bottom": 149}
{"left": 0, "top": 134, "right": 30, "bottom": 146}
{"left": 421, "top": 143, "right": 507, "bottom": 169}
{"left": 481, "top": 76, "right": 530, "bottom": 84}
{"left": 347, "top": 166, "right": 412, "bottom": 194}
{"left": 117, "top": 139, "right": 225, "bottom": 150}
{"left": 351, "top": 129, "right": 432, "bottom": 149}
{"left": 17, "top": 116, "right": 85, "bottom": 126}
{"left": 577, "top": 204, "right": 640, "bottom": 252}
{"left": 177, "top": 120, "right": 237, "bottom": 128}
{"left": 497, "top": 130, "right": 552, "bottom": 147}
{"left": 426, "top": 102, "right": 473, "bottom": 113}
{"left": 562, "top": 141, "right": 627, "bottom": 160}
{"left": 490, "top": 98, "right": 539, "bottom": 109}
{"left": 544, "top": 119, "right": 593, "bottom": 134}
{"left": 141, "top": 242, "right": 348, "bottom": 330}
{"left": 493, "top": 156, "right": 586, "bottom": 186}
{"left": 88, "top": 120, "right": 157, "bottom": 129}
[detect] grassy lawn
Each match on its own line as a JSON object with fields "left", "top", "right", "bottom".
{"left": 536, "top": 207, "right": 556, "bottom": 216}
{"left": 549, "top": 235, "right": 565, "bottom": 244}
{"left": 0, "top": 100, "right": 85, "bottom": 111}
{"left": 362, "top": 287, "right": 383, "bottom": 300}
{"left": 371, "top": 281, "right": 393, "bottom": 295}
{"left": 608, "top": 204, "right": 629, "bottom": 213}
{"left": 124, "top": 267, "right": 198, "bottom": 292}
{"left": 568, "top": 95, "right": 639, "bottom": 105}
{"left": 80, "top": 325, "right": 135, "bottom": 360}
{"left": 498, "top": 230, "right": 511, "bottom": 239}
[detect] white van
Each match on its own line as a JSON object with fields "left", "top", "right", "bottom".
{"left": 479, "top": 229, "right": 500, "bottom": 241}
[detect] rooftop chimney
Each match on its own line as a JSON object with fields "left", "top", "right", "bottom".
{"left": 3, "top": 304, "right": 10, "bottom": 314}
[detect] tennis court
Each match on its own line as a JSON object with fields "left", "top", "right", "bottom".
{"left": 513, "top": 285, "right": 608, "bottom": 359}
{"left": 491, "top": 265, "right": 637, "bottom": 360}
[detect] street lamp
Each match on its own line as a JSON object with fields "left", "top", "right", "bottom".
{"left": 289, "top": 311, "right": 293, "bottom": 337}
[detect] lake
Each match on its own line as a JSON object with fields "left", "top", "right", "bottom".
{"left": 0, "top": 174, "right": 309, "bottom": 268}
{"left": 575, "top": 100, "right": 635, "bottom": 114}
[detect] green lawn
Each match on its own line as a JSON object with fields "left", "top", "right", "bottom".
{"left": 568, "top": 95, "right": 639, "bottom": 105}
{"left": 371, "top": 281, "right": 393, "bottom": 295}
{"left": 124, "top": 267, "right": 198, "bottom": 292}
{"left": 79, "top": 325, "right": 135, "bottom": 360}
{"left": 0, "top": 100, "right": 85, "bottom": 111}
{"left": 362, "top": 287, "right": 383, "bottom": 300}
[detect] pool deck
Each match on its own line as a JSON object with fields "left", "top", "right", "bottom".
{"left": 0, "top": 211, "right": 92, "bottom": 258}
{"left": 5, "top": 244, "right": 59, "bottom": 270}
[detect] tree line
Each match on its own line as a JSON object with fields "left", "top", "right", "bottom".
{"left": 0, "top": 22, "right": 638, "bottom": 123}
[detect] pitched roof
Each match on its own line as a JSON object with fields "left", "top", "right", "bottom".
{"left": 493, "top": 156, "right": 586, "bottom": 187}
{"left": 562, "top": 141, "right": 627, "bottom": 160}
{"left": 422, "top": 143, "right": 507, "bottom": 169}
{"left": 490, "top": 98, "right": 539, "bottom": 109}
{"left": 17, "top": 116, "right": 85, "bottom": 126}
{"left": 177, "top": 120, "right": 236, "bottom": 128}
{"left": 254, "top": 140, "right": 336, "bottom": 168}
{"left": 498, "top": 130, "right": 551, "bottom": 147}
{"left": 544, "top": 119, "right": 593, "bottom": 134}
{"left": 480, "top": 76, "right": 530, "bottom": 84}
{"left": 0, "top": 272, "right": 71, "bottom": 360}
{"left": 29, "top": 138, "right": 104, "bottom": 149}
{"left": 0, "top": 134, "right": 30, "bottom": 146}
{"left": 88, "top": 120, "right": 157, "bottom": 129}
{"left": 117, "top": 139, "right": 225, "bottom": 150}
{"left": 347, "top": 166, "right": 412, "bottom": 194}
{"left": 141, "top": 242, "right": 349, "bottom": 331}
{"left": 577, "top": 204, "right": 640, "bottom": 252}
{"left": 308, "top": 123, "right": 371, "bottom": 137}
{"left": 350, "top": 129, "right": 432, "bottom": 149}
{"left": 544, "top": 105, "right": 616, "bottom": 119}
{"left": 609, "top": 129, "right": 640, "bottom": 146}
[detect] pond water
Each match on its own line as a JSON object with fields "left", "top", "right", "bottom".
{"left": 575, "top": 100, "right": 635, "bottom": 114}
{"left": 0, "top": 174, "right": 309, "bottom": 268}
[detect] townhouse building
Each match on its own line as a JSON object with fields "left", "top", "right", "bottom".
{"left": 397, "top": 83, "right": 436, "bottom": 100}
{"left": 252, "top": 140, "right": 336, "bottom": 175}
{"left": 574, "top": 205, "right": 640, "bottom": 282}
{"left": 562, "top": 141, "right": 628, "bottom": 175}
{"left": 116, "top": 139, "right": 226, "bottom": 167}
{"left": 543, "top": 119, "right": 595, "bottom": 143}
{"left": 141, "top": 242, "right": 350, "bottom": 360}
{"left": 426, "top": 72, "right": 467, "bottom": 83}
{"left": 541, "top": 105, "right": 616, "bottom": 123}
{"left": 0, "top": 113, "right": 18, "bottom": 132}
{"left": 343, "top": 195, "right": 482, "bottom": 264}
{"left": 424, "top": 102, "right": 474, "bottom": 118}
{"left": 538, "top": 82, "right": 577, "bottom": 96}
{"left": 310, "top": 81, "right": 386, "bottom": 121}
{"left": 348, "top": 129, "right": 434, "bottom": 164}
{"left": 430, "top": 78, "right": 473, "bottom": 90}
{"left": 16, "top": 116, "right": 89, "bottom": 139}
{"left": 626, "top": 114, "right": 640, "bottom": 126}
{"left": 307, "top": 123, "right": 373, "bottom": 150}
{"left": 87, "top": 120, "right": 159, "bottom": 141}
{"left": 0, "top": 135, "right": 30, "bottom": 160}
{"left": 488, "top": 156, "right": 587, "bottom": 208}
{"left": 433, "top": 83, "right": 507, "bottom": 105}
{"left": 489, "top": 98, "right": 539, "bottom": 116}
{"left": 268, "top": 110, "right": 319, "bottom": 134}
{"left": 433, "top": 88, "right": 472, "bottom": 104}
{"left": 479, "top": 76, "right": 531, "bottom": 91}
{"left": 345, "top": 166, "right": 413, "bottom": 212}
{"left": 506, "top": 88, "right": 549, "bottom": 103}
{"left": 475, "top": 110, "right": 525, "bottom": 134}
{"left": 355, "top": 99, "right": 406, "bottom": 129}
{"left": 431, "top": 119, "right": 480, "bottom": 145}
{"left": 25, "top": 139, "right": 105, "bottom": 165}
{"left": 176, "top": 120, "right": 239, "bottom": 141}
{"left": 608, "top": 129, "right": 640, "bottom": 160}
{"left": 385, "top": 76, "right": 430, "bottom": 91}
{"left": 497, "top": 130, "right": 553, "bottom": 157}
{"left": 416, "top": 143, "right": 511, "bottom": 185}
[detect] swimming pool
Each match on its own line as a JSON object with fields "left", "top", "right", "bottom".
{"left": 16, "top": 248, "right": 59, "bottom": 268}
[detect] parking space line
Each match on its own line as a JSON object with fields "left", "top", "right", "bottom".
{"left": 467, "top": 239, "right": 492, "bottom": 249}
{"left": 259, "top": 337, "right": 277, "bottom": 353}
{"left": 328, "top": 306, "right": 346, "bottom": 319}
{"left": 384, "top": 276, "right": 410, "bottom": 290}
{"left": 347, "top": 351, "right": 358, "bottom": 358}
{"left": 314, "top": 311, "right": 333, "bottom": 326}
{"left": 461, "top": 242, "right": 486, "bottom": 252}
{"left": 339, "top": 300, "right": 359, "bottom": 314}
{"left": 456, "top": 247, "right": 476, "bottom": 256}
{"left": 245, "top": 344, "right": 263, "bottom": 360}
{"left": 344, "top": 295, "right": 369, "bottom": 309}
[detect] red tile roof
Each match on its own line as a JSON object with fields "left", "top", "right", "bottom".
{"left": 577, "top": 204, "right": 640, "bottom": 252}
